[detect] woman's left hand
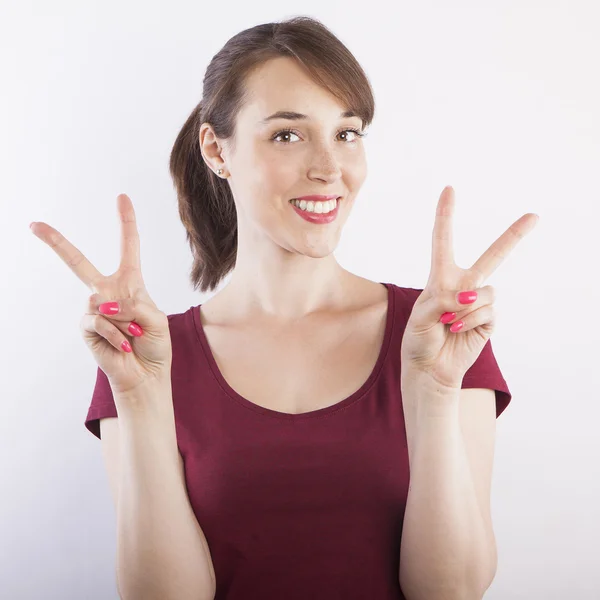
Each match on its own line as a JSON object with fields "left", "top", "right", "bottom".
{"left": 400, "top": 186, "right": 539, "bottom": 391}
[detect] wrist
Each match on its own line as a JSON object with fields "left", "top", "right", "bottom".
{"left": 114, "top": 377, "right": 174, "bottom": 415}
{"left": 401, "top": 366, "right": 460, "bottom": 394}
{"left": 401, "top": 367, "right": 461, "bottom": 418}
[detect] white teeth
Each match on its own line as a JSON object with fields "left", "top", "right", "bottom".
{"left": 290, "top": 198, "right": 338, "bottom": 213}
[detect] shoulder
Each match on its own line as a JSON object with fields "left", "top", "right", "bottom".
{"left": 163, "top": 307, "right": 199, "bottom": 343}
{"left": 165, "top": 307, "right": 194, "bottom": 325}
{"left": 392, "top": 284, "right": 424, "bottom": 299}
{"left": 380, "top": 283, "right": 424, "bottom": 309}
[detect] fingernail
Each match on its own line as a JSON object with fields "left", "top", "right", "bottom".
{"left": 450, "top": 320, "right": 464, "bottom": 333}
{"left": 457, "top": 291, "right": 477, "bottom": 304}
{"left": 99, "top": 302, "right": 119, "bottom": 315}
{"left": 440, "top": 312, "right": 456, "bottom": 324}
{"left": 128, "top": 322, "right": 143, "bottom": 337}
{"left": 121, "top": 340, "right": 132, "bottom": 353}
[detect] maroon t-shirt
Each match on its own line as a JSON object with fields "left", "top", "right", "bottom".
{"left": 85, "top": 282, "right": 511, "bottom": 599}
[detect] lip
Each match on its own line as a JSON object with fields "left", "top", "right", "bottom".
{"left": 289, "top": 196, "right": 340, "bottom": 224}
{"left": 292, "top": 194, "right": 340, "bottom": 201}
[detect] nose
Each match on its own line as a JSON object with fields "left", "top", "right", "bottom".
{"left": 307, "top": 145, "right": 342, "bottom": 182}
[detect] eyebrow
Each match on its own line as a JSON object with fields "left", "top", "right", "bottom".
{"left": 259, "top": 110, "right": 359, "bottom": 125}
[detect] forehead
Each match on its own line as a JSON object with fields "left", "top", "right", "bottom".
{"left": 241, "top": 57, "right": 352, "bottom": 125}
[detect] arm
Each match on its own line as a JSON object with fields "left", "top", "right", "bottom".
{"left": 115, "top": 380, "right": 216, "bottom": 600}
{"left": 399, "top": 370, "right": 495, "bottom": 600}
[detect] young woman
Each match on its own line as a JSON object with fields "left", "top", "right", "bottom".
{"left": 32, "top": 15, "right": 537, "bottom": 600}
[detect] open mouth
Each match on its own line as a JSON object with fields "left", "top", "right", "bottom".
{"left": 289, "top": 197, "right": 340, "bottom": 215}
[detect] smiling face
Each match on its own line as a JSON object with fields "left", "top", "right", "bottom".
{"left": 201, "top": 56, "right": 368, "bottom": 259}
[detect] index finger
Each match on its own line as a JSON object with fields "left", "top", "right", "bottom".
{"left": 116, "top": 193, "right": 141, "bottom": 272}
{"left": 30, "top": 221, "right": 103, "bottom": 289}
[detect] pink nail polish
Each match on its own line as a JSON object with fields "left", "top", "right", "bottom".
{"left": 121, "top": 340, "right": 132, "bottom": 352}
{"left": 450, "top": 320, "right": 464, "bottom": 333}
{"left": 440, "top": 312, "right": 456, "bottom": 324}
{"left": 457, "top": 291, "right": 477, "bottom": 304}
{"left": 99, "top": 302, "right": 119, "bottom": 315}
{"left": 128, "top": 322, "right": 143, "bottom": 337}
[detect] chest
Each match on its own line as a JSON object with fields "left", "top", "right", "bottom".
{"left": 201, "top": 303, "right": 389, "bottom": 415}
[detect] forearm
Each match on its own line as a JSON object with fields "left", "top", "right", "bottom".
{"left": 399, "top": 374, "right": 494, "bottom": 600}
{"left": 115, "top": 383, "right": 216, "bottom": 600}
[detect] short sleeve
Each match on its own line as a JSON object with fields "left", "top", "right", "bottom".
{"left": 84, "top": 366, "right": 118, "bottom": 440}
{"left": 462, "top": 337, "right": 512, "bottom": 418}
{"left": 398, "top": 285, "right": 512, "bottom": 419}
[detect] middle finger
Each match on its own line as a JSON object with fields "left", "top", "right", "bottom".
{"left": 31, "top": 222, "right": 103, "bottom": 289}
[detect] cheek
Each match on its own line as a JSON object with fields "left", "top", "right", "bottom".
{"left": 249, "top": 153, "right": 296, "bottom": 192}
{"left": 347, "top": 154, "right": 367, "bottom": 186}
{"left": 338, "top": 169, "right": 366, "bottom": 208}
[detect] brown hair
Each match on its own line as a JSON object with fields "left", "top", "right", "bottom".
{"left": 169, "top": 16, "right": 376, "bottom": 293}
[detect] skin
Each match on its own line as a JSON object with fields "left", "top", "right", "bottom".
{"left": 400, "top": 185, "right": 539, "bottom": 391}
{"left": 199, "top": 56, "right": 370, "bottom": 322}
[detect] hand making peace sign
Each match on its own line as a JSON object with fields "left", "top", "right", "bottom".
{"left": 400, "top": 186, "right": 539, "bottom": 391}
{"left": 30, "top": 194, "right": 173, "bottom": 398}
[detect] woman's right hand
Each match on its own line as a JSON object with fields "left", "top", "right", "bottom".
{"left": 30, "top": 193, "right": 173, "bottom": 398}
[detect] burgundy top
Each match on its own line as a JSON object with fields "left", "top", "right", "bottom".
{"left": 85, "top": 282, "right": 511, "bottom": 599}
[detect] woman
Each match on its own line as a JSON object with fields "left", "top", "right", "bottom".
{"left": 33, "top": 15, "right": 537, "bottom": 600}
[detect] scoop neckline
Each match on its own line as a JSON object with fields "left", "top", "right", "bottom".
{"left": 192, "top": 281, "right": 395, "bottom": 420}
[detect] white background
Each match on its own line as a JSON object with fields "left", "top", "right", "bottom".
{"left": 2, "top": 1, "right": 599, "bottom": 598}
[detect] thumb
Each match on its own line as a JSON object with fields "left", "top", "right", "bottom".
{"left": 92, "top": 294, "right": 167, "bottom": 331}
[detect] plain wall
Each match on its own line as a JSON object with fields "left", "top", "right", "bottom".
{"left": 2, "top": 1, "right": 599, "bottom": 598}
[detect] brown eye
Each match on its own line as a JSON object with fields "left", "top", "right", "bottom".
{"left": 271, "top": 128, "right": 366, "bottom": 144}
{"left": 272, "top": 130, "right": 300, "bottom": 143}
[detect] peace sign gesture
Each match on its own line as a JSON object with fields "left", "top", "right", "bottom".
{"left": 400, "top": 186, "right": 539, "bottom": 392}
{"left": 30, "top": 194, "right": 173, "bottom": 398}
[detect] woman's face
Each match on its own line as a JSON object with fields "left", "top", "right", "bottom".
{"left": 202, "top": 56, "right": 368, "bottom": 259}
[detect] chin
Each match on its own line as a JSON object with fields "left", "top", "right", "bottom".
{"left": 293, "top": 237, "right": 340, "bottom": 258}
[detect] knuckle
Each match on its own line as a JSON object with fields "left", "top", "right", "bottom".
{"left": 427, "top": 287, "right": 443, "bottom": 303}
{"left": 67, "top": 251, "right": 86, "bottom": 269}
{"left": 92, "top": 314, "right": 108, "bottom": 331}
{"left": 127, "top": 296, "right": 138, "bottom": 314}
{"left": 87, "top": 293, "right": 100, "bottom": 312}
{"left": 94, "top": 315, "right": 122, "bottom": 341}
